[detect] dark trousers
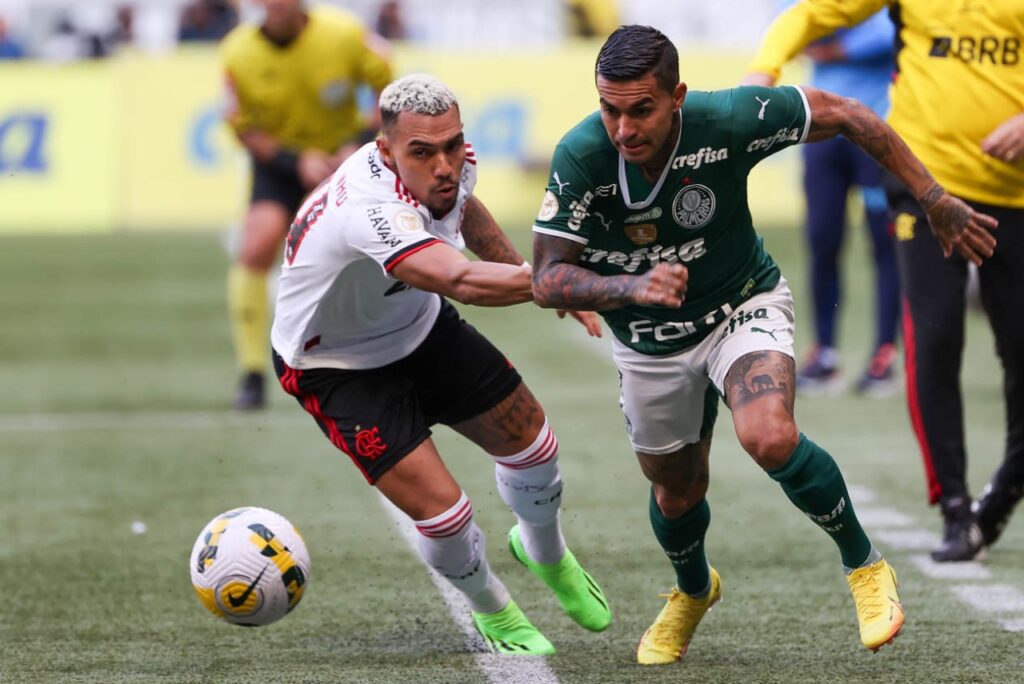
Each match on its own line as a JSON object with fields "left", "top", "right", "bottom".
{"left": 802, "top": 137, "right": 899, "bottom": 351}
{"left": 887, "top": 177, "right": 1024, "bottom": 505}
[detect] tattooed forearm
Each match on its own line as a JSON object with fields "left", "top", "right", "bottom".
{"left": 724, "top": 351, "right": 795, "bottom": 413}
{"left": 461, "top": 196, "right": 524, "bottom": 265}
{"left": 806, "top": 86, "right": 939, "bottom": 203}
{"left": 533, "top": 262, "right": 640, "bottom": 310}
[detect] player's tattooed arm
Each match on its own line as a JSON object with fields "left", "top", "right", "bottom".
{"left": 803, "top": 86, "right": 998, "bottom": 265}
{"left": 532, "top": 234, "right": 688, "bottom": 311}
{"left": 460, "top": 196, "right": 525, "bottom": 265}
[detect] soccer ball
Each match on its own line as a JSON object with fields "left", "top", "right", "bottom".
{"left": 189, "top": 507, "right": 310, "bottom": 627}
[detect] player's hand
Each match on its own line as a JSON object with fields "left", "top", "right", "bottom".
{"left": 631, "top": 263, "right": 688, "bottom": 308}
{"left": 298, "top": 150, "right": 336, "bottom": 189}
{"left": 556, "top": 310, "right": 603, "bottom": 337}
{"left": 981, "top": 113, "right": 1024, "bottom": 164}
{"left": 924, "top": 192, "right": 998, "bottom": 266}
{"left": 740, "top": 72, "right": 776, "bottom": 87}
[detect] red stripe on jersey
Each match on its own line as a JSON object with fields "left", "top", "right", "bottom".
{"left": 384, "top": 238, "right": 442, "bottom": 272}
{"left": 465, "top": 142, "right": 477, "bottom": 165}
{"left": 902, "top": 300, "right": 941, "bottom": 504}
{"left": 394, "top": 177, "right": 420, "bottom": 207}
{"left": 417, "top": 499, "right": 473, "bottom": 537}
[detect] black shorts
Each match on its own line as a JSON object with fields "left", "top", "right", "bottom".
{"left": 273, "top": 300, "right": 523, "bottom": 484}
{"left": 251, "top": 159, "right": 307, "bottom": 216}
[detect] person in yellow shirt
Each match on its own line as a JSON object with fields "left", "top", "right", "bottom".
{"left": 745, "top": 0, "right": 1021, "bottom": 562}
{"left": 222, "top": 0, "right": 393, "bottom": 409}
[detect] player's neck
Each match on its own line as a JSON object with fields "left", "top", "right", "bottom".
{"left": 639, "top": 110, "right": 681, "bottom": 182}
{"left": 261, "top": 12, "right": 308, "bottom": 46}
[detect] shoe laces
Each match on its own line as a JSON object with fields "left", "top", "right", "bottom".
{"left": 849, "top": 567, "right": 886, "bottom": 621}
{"left": 649, "top": 590, "right": 707, "bottom": 644}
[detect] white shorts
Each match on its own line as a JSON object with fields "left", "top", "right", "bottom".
{"left": 613, "top": 278, "right": 796, "bottom": 455}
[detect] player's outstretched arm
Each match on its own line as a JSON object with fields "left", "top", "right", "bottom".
{"left": 461, "top": 196, "right": 527, "bottom": 266}
{"left": 390, "top": 242, "right": 532, "bottom": 307}
{"left": 532, "top": 234, "right": 687, "bottom": 311}
{"left": 803, "top": 86, "right": 998, "bottom": 265}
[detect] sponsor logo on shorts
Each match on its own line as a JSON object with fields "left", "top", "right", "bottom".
{"left": 627, "top": 302, "right": 735, "bottom": 343}
{"left": 720, "top": 307, "right": 770, "bottom": 339}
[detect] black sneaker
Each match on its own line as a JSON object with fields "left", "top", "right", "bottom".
{"left": 931, "top": 497, "right": 984, "bottom": 562}
{"left": 973, "top": 482, "right": 1024, "bottom": 547}
{"left": 233, "top": 371, "right": 265, "bottom": 411}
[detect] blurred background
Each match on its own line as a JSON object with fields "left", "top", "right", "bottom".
{"left": 0, "top": 0, "right": 804, "bottom": 235}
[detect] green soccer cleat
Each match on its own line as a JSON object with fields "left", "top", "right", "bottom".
{"left": 472, "top": 599, "right": 556, "bottom": 656}
{"left": 508, "top": 525, "right": 612, "bottom": 632}
{"left": 636, "top": 567, "right": 721, "bottom": 665}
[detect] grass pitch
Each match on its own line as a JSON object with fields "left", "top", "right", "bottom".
{"left": 1, "top": 223, "right": 1020, "bottom": 683}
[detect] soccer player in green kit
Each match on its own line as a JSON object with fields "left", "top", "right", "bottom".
{"left": 532, "top": 25, "right": 998, "bottom": 665}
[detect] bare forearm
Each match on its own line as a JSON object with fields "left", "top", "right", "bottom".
{"left": 461, "top": 197, "right": 524, "bottom": 265}
{"left": 532, "top": 263, "right": 640, "bottom": 310}
{"left": 237, "top": 130, "right": 285, "bottom": 164}
{"left": 448, "top": 261, "right": 533, "bottom": 306}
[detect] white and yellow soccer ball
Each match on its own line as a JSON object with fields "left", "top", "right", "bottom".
{"left": 189, "top": 507, "right": 310, "bottom": 627}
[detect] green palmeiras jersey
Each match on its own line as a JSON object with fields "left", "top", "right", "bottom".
{"left": 534, "top": 85, "right": 810, "bottom": 356}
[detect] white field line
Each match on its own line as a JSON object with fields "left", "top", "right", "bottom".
{"left": 0, "top": 410, "right": 308, "bottom": 433}
{"left": 908, "top": 554, "right": 993, "bottom": 581}
{"left": 853, "top": 507, "right": 913, "bottom": 528}
{"left": 873, "top": 529, "right": 941, "bottom": 551}
{"left": 378, "top": 494, "right": 560, "bottom": 684}
{"left": 951, "top": 584, "right": 1024, "bottom": 613}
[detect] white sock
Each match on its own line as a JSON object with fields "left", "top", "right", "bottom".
{"left": 492, "top": 420, "right": 566, "bottom": 565}
{"left": 414, "top": 492, "right": 509, "bottom": 614}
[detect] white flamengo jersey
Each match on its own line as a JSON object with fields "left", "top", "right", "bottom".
{"left": 271, "top": 141, "right": 477, "bottom": 370}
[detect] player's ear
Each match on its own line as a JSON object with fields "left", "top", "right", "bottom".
{"left": 377, "top": 136, "right": 394, "bottom": 167}
{"left": 673, "top": 82, "right": 688, "bottom": 109}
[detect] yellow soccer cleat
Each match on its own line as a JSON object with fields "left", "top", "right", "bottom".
{"left": 847, "top": 558, "right": 905, "bottom": 651}
{"left": 636, "top": 567, "right": 721, "bottom": 665}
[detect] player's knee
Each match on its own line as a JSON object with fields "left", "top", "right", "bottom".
{"left": 739, "top": 421, "right": 799, "bottom": 470}
{"left": 652, "top": 484, "right": 707, "bottom": 519}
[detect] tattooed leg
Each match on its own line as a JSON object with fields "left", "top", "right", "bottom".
{"left": 725, "top": 350, "right": 800, "bottom": 471}
{"left": 451, "top": 382, "right": 546, "bottom": 455}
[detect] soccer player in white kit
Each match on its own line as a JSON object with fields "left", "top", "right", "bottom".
{"left": 270, "top": 74, "right": 610, "bottom": 655}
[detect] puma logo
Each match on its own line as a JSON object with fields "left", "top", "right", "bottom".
{"left": 755, "top": 96, "right": 771, "bottom": 120}
{"left": 751, "top": 326, "right": 778, "bottom": 341}
{"left": 552, "top": 172, "right": 571, "bottom": 195}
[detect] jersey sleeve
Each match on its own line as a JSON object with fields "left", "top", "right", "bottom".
{"left": 349, "top": 201, "right": 443, "bottom": 274}
{"left": 748, "top": 0, "right": 890, "bottom": 78}
{"left": 730, "top": 85, "right": 811, "bottom": 170}
{"left": 532, "top": 142, "right": 598, "bottom": 246}
{"left": 355, "top": 29, "right": 394, "bottom": 93}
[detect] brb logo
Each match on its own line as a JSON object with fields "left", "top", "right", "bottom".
{"left": 0, "top": 112, "right": 49, "bottom": 174}
{"left": 930, "top": 35, "right": 1020, "bottom": 65}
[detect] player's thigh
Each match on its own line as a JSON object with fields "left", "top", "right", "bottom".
{"left": 375, "top": 438, "right": 463, "bottom": 521}
{"left": 709, "top": 280, "right": 798, "bottom": 464}
{"left": 613, "top": 338, "right": 719, "bottom": 456}
{"left": 273, "top": 351, "right": 431, "bottom": 486}
{"left": 403, "top": 302, "right": 530, "bottom": 455}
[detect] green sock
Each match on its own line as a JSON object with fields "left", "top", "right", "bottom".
{"left": 649, "top": 490, "right": 711, "bottom": 596}
{"left": 768, "top": 434, "right": 871, "bottom": 568}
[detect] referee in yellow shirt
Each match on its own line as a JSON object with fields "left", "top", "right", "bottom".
{"left": 744, "top": 0, "right": 1021, "bottom": 562}
{"left": 222, "top": 0, "right": 393, "bottom": 409}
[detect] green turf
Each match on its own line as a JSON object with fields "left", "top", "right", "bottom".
{"left": 1, "top": 221, "right": 1019, "bottom": 683}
